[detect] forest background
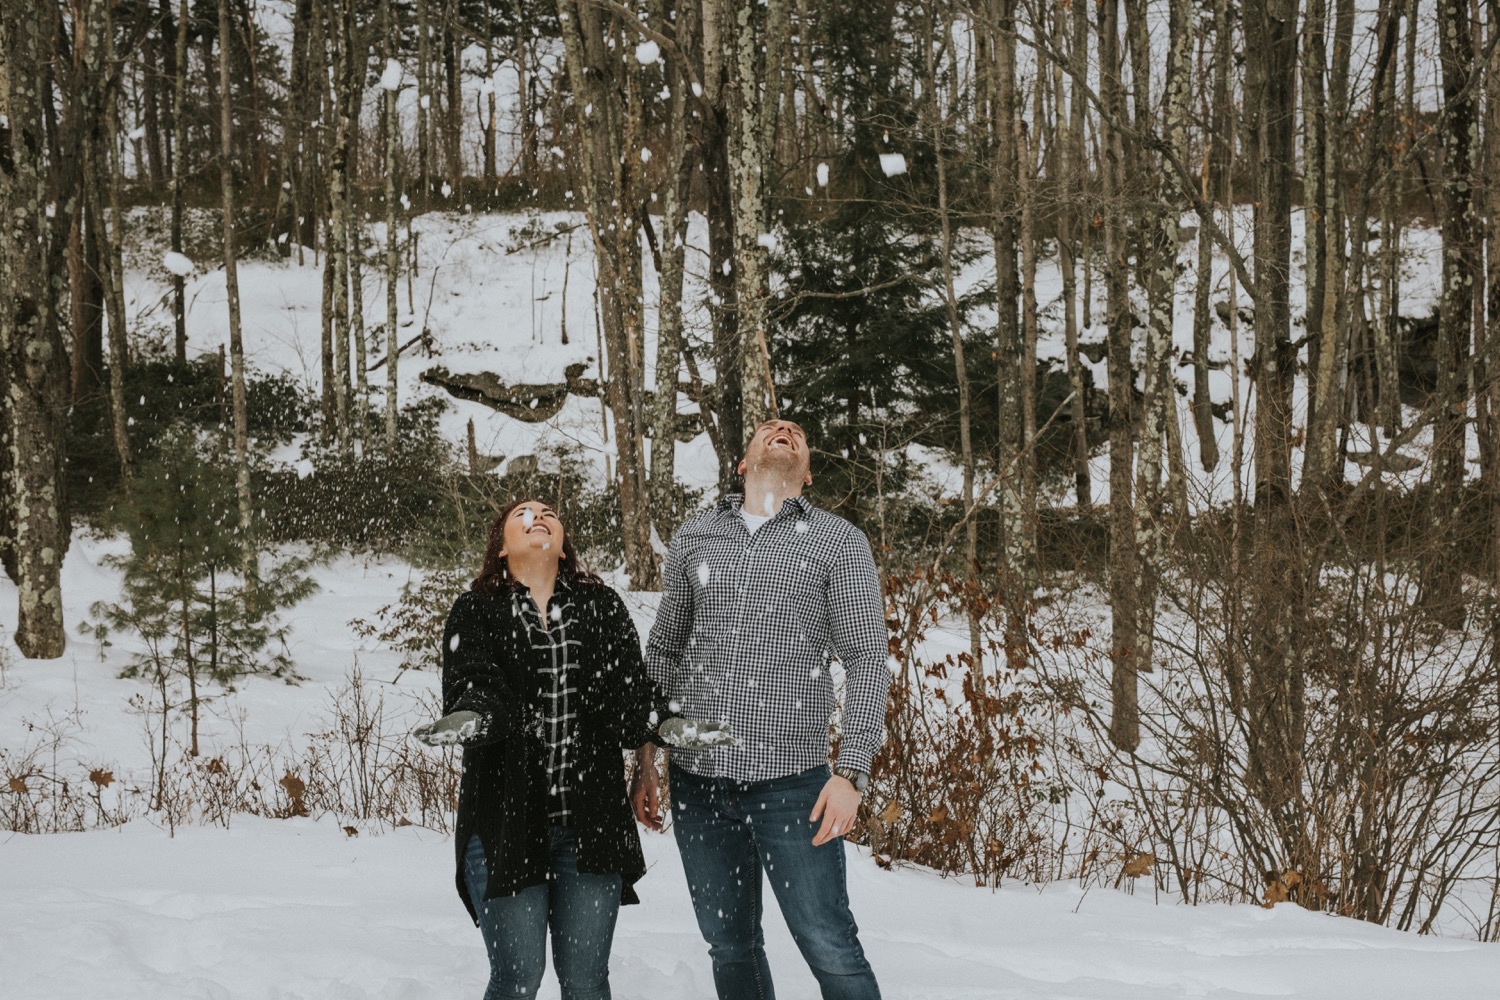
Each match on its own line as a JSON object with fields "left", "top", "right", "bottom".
{"left": 2, "top": 0, "right": 1499, "bottom": 942}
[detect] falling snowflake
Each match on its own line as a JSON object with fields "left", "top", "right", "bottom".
{"left": 697, "top": 563, "right": 711, "bottom": 586}
{"left": 816, "top": 163, "right": 830, "bottom": 187}
{"left": 635, "top": 40, "right": 661, "bottom": 64}
{"left": 879, "top": 153, "right": 907, "bottom": 177}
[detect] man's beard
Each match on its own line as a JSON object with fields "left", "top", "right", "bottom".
{"left": 746, "top": 446, "right": 805, "bottom": 482}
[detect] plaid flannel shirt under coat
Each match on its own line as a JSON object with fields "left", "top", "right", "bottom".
{"left": 645, "top": 493, "right": 890, "bottom": 782}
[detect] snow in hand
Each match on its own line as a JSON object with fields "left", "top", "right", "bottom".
{"left": 379, "top": 58, "right": 402, "bottom": 91}
{"left": 161, "top": 251, "right": 194, "bottom": 276}
{"left": 879, "top": 152, "right": 908, "bottom": 177}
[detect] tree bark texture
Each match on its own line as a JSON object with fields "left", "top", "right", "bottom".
{"left": 554, "top": 0, "right": 659, "bottom": 589}
{"left": 2, "top": 0, "right": 72, "bottom": 656}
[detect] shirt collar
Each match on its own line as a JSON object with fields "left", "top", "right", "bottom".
{"left": 718, "top": 493, "right": 813, "bottom": 519}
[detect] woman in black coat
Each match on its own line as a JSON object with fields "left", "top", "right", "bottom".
{"left": 414, "top": 497, "right": 722, "bottom": 1000}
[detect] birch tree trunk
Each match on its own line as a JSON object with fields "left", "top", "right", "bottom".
{"left": 342, "top": 3, "right": 370, "bottom": 449}
{"left": 1100, "top": 0, "right": 1138, "bottom": 751}
{"left": 383, "top": 0, "right": 400, "bottom": 454}
{"left": 219, "top": 0, "right": 257, "bottom": 587}
{"left": 988, "top": 0, "right": 1032, "bottom": 646}
{"left": 2, "top": 0, "right": 72, "bottom": 656}
{"left": 728, "top": 0, "right": 786, "bottom": 430}
{"left": 1134, "top": 0, "right": 1194, "bottom": 683}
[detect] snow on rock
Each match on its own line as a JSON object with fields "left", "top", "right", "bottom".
{"left": 879, "top": 152, "right": 908, "bottom": 177}
{"left": 162, "top": 251, "right": 195, "bottom": 276}
{"left": 379, "top": 58, "right": 403, "bottom": 91}
{"left": 635, "top": 39, "right": 661, "bottom": 65}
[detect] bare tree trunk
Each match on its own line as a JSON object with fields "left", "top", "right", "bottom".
{"left": 1134, "top": 0, "right": 1194, "bottom": 683}
{"left": 1300, "top": 0, "right": 1330, "bottom": 481}
{"left": 442, "top": 0, "right": 462, "bottom": 183}
{"left": 416, "top": 0, "right": 431, "bottom": 203}
{"left": 168, "top": 0, "right": 189, "bottom": 364}
{"left": 555, "top": 0, "right": 658, "bottom": 589}
{"left": 1062, "top": 0, "right": 1092, "bottom": 503}
{"left": 328, "top": 0, "right": 353, "bottom": 454}
{"left": 342, "top": 3, "right": 370, "bottom": 449}
{"left": 926, "top": 8, "right": 983, "bottom": 684}
{"left": 516, "top": 26, "right": 536, "bottom": 185}
{"left": 1192, "top": 18, "right": 1221, "bottom": 472}
{"left": 728, "top": 0, "right": 786, "bottom": 430}
{"left": 988, "top": 0, "right": 1031, "bottom": 647}
{"left": 700, "top": 0, "right": 742, "bottom": 487}
{"left": 86, "top": 0, "right": 135, "bottom": 488}
{"left": 2, "top": 0, "right": 73, "bottom": 656}
{"left": 1425, "top": 0, "right": 1477, "bottom": 625}
{"left": 648, "top": 0, "right": 696, "bottom": 544}
{"left": 219, "top": 0, "right": 257, "bottom": 587}
{"left": 1100, "top": 0, "right": 1138, "bottom": 752}
{"left": 483, "top": 5, "right": 497, "bottom": 190}
{"left": 1487, "top": 0, "right": 1500, "bottom": 593}
{"left": 1244, "top": 0, "right": 1308, "bottom": 871}
{"left": 383, "top": 0, "right": 400, "bottom": 454}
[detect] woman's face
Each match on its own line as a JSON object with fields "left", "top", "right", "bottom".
{"left": 500, "top": 501, "right": 566, "bottom": 564}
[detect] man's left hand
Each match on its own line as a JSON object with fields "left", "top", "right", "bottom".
{"left": 809, "top": 775, "right": 862, "bottom": 846}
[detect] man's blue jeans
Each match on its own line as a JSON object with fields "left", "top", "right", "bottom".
{"left": 670, "top": 764, "right": 881, "bottom": 1000}
{"left": 462, "top": 827, "right": 621, "bottom": 1000}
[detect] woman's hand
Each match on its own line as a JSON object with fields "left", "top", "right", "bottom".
{"left": 631, "top": 744, "right": 665, "bottom": 831}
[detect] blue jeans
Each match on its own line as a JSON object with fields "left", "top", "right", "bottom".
{"left": 462, "top": 827, "right": 621, "bottom": 1000}
{"left": 670, "top": 764, "right": 881, "bottom": 1000}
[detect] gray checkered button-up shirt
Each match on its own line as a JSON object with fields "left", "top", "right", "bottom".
{"left": 646, "top": 494, "right": 890, "bottom": 782}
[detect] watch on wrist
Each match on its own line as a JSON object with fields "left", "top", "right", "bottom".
{"left": 834, "top": 766, "right": 870, "bottom": 794}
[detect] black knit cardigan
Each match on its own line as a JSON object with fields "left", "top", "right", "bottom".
{"left": 441, "top": 577, "right": 667, "bottom": 922}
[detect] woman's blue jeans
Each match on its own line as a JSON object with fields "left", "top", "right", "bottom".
{"left": 462, "top": 827, "right": 621, "bottom": 1000}
{"left": 670, "top": 764, "right": 882, "bottom": 1000}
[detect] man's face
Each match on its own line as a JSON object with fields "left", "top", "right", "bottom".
{"left": 737, "top": 420, "right": 811, "bottom": 484}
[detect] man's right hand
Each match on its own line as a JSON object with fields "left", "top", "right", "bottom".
{"left": 631, "top": 744, "right": 665, "bottom": 831}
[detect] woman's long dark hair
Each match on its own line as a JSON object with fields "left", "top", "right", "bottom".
{"left": 470, "top": 497, "right": 602, "bottom": 594}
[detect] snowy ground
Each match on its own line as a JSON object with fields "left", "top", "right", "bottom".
{"left": 7, "top": 812, "right": 1499, "bottom": 1000}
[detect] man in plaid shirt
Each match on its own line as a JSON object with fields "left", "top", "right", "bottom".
{"left": 633, "top": 419, "right": 889, "bottom": 1000}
